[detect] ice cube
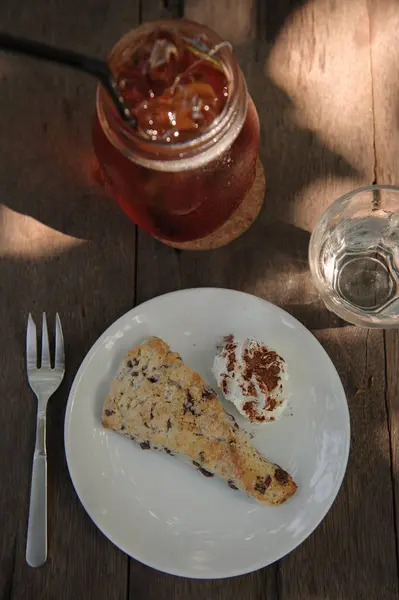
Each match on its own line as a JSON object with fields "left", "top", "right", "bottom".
{"left": 149, "top": 39, "right": 179, "bottom": 70}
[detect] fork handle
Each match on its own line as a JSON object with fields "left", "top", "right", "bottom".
{"left": 26, "top": 411, "right": 47, "bottom": 567}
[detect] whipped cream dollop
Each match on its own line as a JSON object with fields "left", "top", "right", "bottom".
{"left": 212, "top": 336, "right": 288, "bottom": 423}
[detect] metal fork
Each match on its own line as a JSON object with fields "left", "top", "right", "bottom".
{"left": 26, "top": 313, "right": 65, "bottom": 567}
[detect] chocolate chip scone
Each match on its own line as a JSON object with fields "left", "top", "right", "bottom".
{"left": 102, "top": 337, "right": 297, "bottom": 505}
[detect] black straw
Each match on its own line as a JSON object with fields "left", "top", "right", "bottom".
{"left": 0, "top": 32, "right": 137, "bottom": 128}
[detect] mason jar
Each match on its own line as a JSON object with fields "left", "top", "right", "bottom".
{"left": 93, "top": 19, "right": 261, "bottom": 245}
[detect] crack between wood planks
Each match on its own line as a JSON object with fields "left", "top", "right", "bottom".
{"left": 368, "top": 0, "right": 399, "bottom": 585}
{"left": 275, "top": 560, "right": 281, "bottom": 600}
{"left": 383, "top": 329, "right": 399, "bottom": 585}
{"left": 126, "top": 554, "right": 131, "bottom": 600}
{"left": 367, "top": 0, "right": 377, "bottom": 185}
{"left": 133, "top": 226, "right": 139, "bottom": 308}
{"left": 163, "top": 0, "right": 184, "bottom": 18}
{"left": 363, "top": 328, "right": 370, "bottom": 385}
{"left": 173, "top": 248, "right": 183, "bottom": 290}
{"left": 3, "top": 533, "right": 17, "bottom": 600}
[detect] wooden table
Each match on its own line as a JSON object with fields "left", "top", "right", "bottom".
{"left": 1, "top": 1, "right": 399, "bottom": 598}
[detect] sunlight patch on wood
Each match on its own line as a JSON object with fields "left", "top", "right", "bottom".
{"left": 292, "top": 177, "right": 366, "bottom": 232}
{"left": 0, "top": 205, "right": 85, "bottom": 259}
{"left": 266, "top": 0, "right": 374, "bottom": 178}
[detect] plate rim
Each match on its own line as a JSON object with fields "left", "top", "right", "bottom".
{"left": 64, "top": 287, "right": 351, "bottom": 579}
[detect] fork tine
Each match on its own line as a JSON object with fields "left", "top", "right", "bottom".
{"left": 41, "top": 313, "right": 51, "bottom": 368}
{"left": 26, "top": 313, "right": 37, "bottom": 370}
{"left": 55, "top": 313, "right": 65, "bottom": 370}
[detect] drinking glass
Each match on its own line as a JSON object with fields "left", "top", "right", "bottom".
{"left": 309, "top": 185, "right": 399, "bottom": 327}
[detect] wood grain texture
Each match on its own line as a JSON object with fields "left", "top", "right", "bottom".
{"left": 0, "top": 1, "right": 139, "bottom": 599}
{"left": 369, "top": 0, "right": 399, "bottom": 574}
{"left": 0, "top": 0, "right": 398, "bottom": 599}
{"left": 385, "top": 328, "right": 399, "bottom": 574}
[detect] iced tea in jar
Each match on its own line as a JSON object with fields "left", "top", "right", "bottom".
{"left": 93, "top": 19, "right": 262, "bottom": 246}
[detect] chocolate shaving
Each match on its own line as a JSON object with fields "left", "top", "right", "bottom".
{"left": 265, "top": 397, "right": 277, "bottom": 411}
{"left": 243, "top": 343, "right": 283, "bottom": 396}
{"left": 242, "top": 400, "right": 266, "bottom": 422}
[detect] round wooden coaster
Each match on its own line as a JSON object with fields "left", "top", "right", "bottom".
{"left": 156, "top": 157, "right": 265, "bottom": 251}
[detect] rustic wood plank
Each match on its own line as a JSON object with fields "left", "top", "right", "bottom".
{"left": 133, "top": 0, "right": 399, "bottom": 598}
{"left": 130, "top": 562, "right": 274, "bottom": 600}
{"left": 0, "top": 2, "right": 140, "bottom": 598}
{"left": 385, "top": 327, "right": 399, "bottom": 572}
{"left": 368, "top": 0, "right": 399, "bottom": 573}
{"left": 257, "top": 1, "right": 398, "bottom": 598}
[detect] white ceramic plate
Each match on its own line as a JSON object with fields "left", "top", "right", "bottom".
{"left": 65, "top": 288, "right": 350, "bottom": 579}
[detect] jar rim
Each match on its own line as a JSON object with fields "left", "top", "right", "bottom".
{"left": 96, "top": 19, "right": 248, "bottom": 172}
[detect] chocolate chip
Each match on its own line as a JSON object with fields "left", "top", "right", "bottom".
{"left": 183, "top": 391, "right": 194, "bottom": 414}
{"left": 167, "top": 418, "right": 172, "bottom": 431}
{"left": 199, "top": 451, "right": 205, "bottom": 462}
{"left": 120, "top": 424, "right": 125, "bottom": 431}
{"left": 254, "top": 475, "right": 272, "bottom": 494}
{"left": 148, "top": 376, "right": 159, "bottom": 383}
{"left": 126, "top": 360, "right": 132, "bottom": 368}
{"left": 229, "top": 415, "right": 239, "bottom": 430}
{"left": 228, "top": 480, "right": 238, "bottom": 490}
{"left": 164, "top": 447, "right": 174, "bottom": 455}
{"left": 144, "top": 422, "right": 150, "bottom": 428}
{"left": 183, "top": 391, "right": 201, "bottom": 416}
{"left": 193, "top": 460, "right": 214, "bottom": 478}
{"left": 274, "top": 468, "right": 289, "bottom": 484}
{"left": 150, "top": 405, "right": 155, "bottom": 419}
{"left": 199, "top": 467, "right": 214, "bottom": 477}
{"left": 202, "top": 386, "right": 215, "bottom": 400}
{"left": 105, "top": 409, "right": 114, "bottom": 416}
{"left": 194, "top": 432, "right": 203, "bottom": 437}
{"left": 140, "top": 441, "right": 151, "bottom": 450}
{"left": 255, "top": 477, "right": 266, "bottom": 494}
